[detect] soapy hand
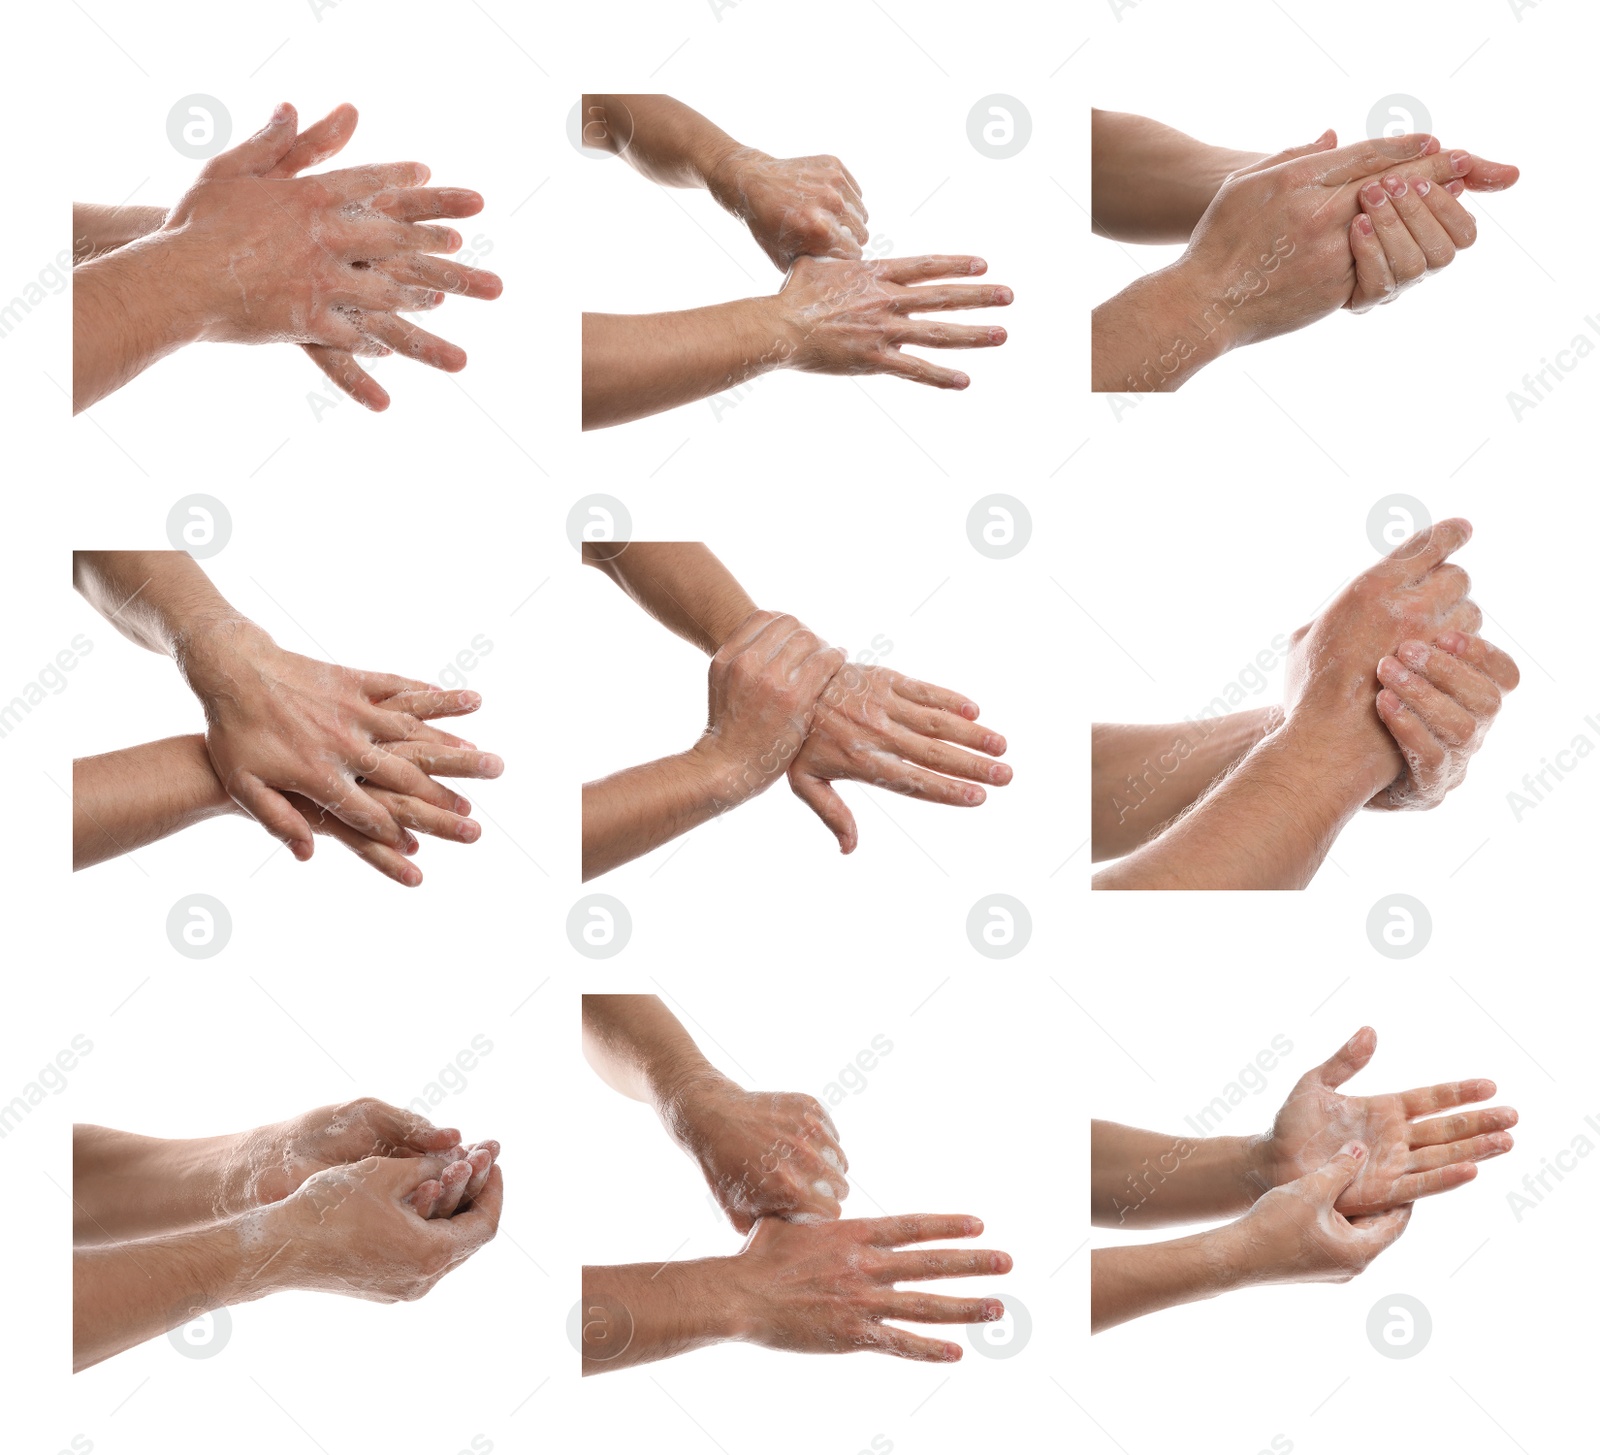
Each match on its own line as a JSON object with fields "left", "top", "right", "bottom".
{"left": 789, "top": 661, "right": 1011, "bottom": 852}
{"left": 1260, "top": 1028, "right": 1515, "bottom": 1216}
{"left": 665, "top": 1074, "right": 848, "bottom": 1232}
{"left": 729, "top": 1214, "right": 1012, "bottom": 1361}
{"left": 707, "top": 147, "right": 869, "bottom": 270}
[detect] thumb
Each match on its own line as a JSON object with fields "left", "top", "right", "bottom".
{"left": 205, "top": 102, "right": 298, "bottom": 178}
{"left": 1314, "top": 1026, "right": 1376, "bottom": 1089}
{"left": 1312, "top": 1141, "right": 1368, "bottom": 1205}
{"left": 790, "top": 771, "right": 858, "bottom": 854}
{"left": 231, "top": 774, "right": 315, "bottom": 861}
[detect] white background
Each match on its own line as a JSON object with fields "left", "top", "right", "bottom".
{"left": 0, "top": 1, "right": 1593, "bottom": 1453}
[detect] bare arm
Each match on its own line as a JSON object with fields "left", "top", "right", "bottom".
{"left": 72, "top": 1124, "right": 256, "bottom": 1244}
{"left": 581, "top": 542, "right": 757, "bottom": 655}
{"left": 579, "top": 93, "right": 742, "bottom": 188}
{"left": 72, "top": 735, "right": 233, "bottom": 870}
{"left": 72, "top": 203, "right": 168, "bottom": 263}
{"left": 581, "top": 994, "right": 716, "bottom": 1106}
{"left": 1090, "top": 1120, "right": 1267, "bottom": 1229}
{"left": 72, "top": 550, "right": 240, "bottom": 659}
{"left": 1091, "top": 707, "right": 1281, "bottom": 861}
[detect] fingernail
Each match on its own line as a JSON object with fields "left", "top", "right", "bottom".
{"left": 988, "top": 763, "right": 1011, "bottom": 785}
{"left": 989, "top": 1252, "right": 1008, "bottom": 1272}
{"left": 963, "top": 702, "right": 980, "bottom": 720}
{"left": 447, "top": 228, "right": 463, "bottom": 250}
{"left": 1378, "top": 657, "right": 1411, "bottom": 686}
{"left": 963, "top": 785, "right": 986, "bottom": 805}
{"left": 1383, "top": 175, "right": 1407, "bottom": 197}
{"left": 1446, "top": 179, "right": 1466, "bottom": 196}
{"left": 1355, "top": 213, "right": 1375, "bottom": 236}
{"left": 454, "top": 796, "right": 472, "bottom": 815}
{"left": 1438, "top": 630, "right": 1468, "bottom": 654}
{"left": 967, "top": 259, "right": 987, "bottom": 274}
{"left": 951, "top": 373, "right": 971, "bottom": 390}
{"left": 965, "top": 1217, "right": 983, "bottom": 1236}
{"left": 1343, "top": 1142, "right": 1366, "bottom": 1159}
{"left": 1420, "top": 136, "right": 1440, "bottom": 156}
{"left": 459, "top": 691, "right": 481, "bottom": 707}
{"left": 402, "top": 867, "right": 422, "bottom": 887}
{"left": 944, "top": 1343, "right": 962, "bottom": 1361}
{"left": 1398, "top": 641, "right": 1429, "bottom": 670}
{"left": 995, "top": 287, "right": 1014, "bottom": 305}
{"left": 984, "top": 734, "right": 1005, "bottom": 754}
{"left": 988, "top": 327, "right": 1007, "bottom": 344}
{"left": 1376, "top": 688, "right": 1400, "bottom": 713}
{"left": 1414, "top": 179, "right": 1431, "bottom": 198}
{"left": 478, "top": 753, "right": 504, "bottom": 776}
{"left": 1363, "top": 183, "right": 1387, "bottom": 207}
{"left": 984, "top": 1299, "right": 1005, "bottom": 1320}
{"left": 1451, "top": 150, "right": 1471, "bottom": 174}
{"left": 456, "top": 820, "right": 480, "bottom": 843}
{"left": 271, "top": 102, "right": 293, "bottom": 124}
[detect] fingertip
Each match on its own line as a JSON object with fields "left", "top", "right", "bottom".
{"left": 962, "top": 702, "right": 980, "bottom": 720}
{"left": 1354, "top": 212, "right": 1375, "bottom": 237}
{"left": 951, "top": 373, "right": 971, "bottom": 390}
{"left": 478, "top": 754, "right": 504, "bottom": 777}
{"left": 965, "top": 1217, "right": 984, "bottom": 1236}
{"left": 401, "top": 865, "right": 422, "bottom": 888}
{"left": 963, "top": 785, "right": 986, "bottom": 805}
{"left": 967, "top": 258, "right": 987, "bottom": 275}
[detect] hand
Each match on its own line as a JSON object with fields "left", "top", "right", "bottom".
{"left": 728, "top": 1214, "right": 1011, "bottom": 1362}
{"left": 1347, "top": 171, "right": 1480, "bottom": 312}
{"left": 1370, "top": 631, "right": 1520, "bottom": 810}
{"left": 1282, "top": 517, "right": 1480, "bottom": 795}
{"left": 771, "top": 256, "right": 1012, "bottom": 390}
{"left": 161, "top": 104, "right": 499, "bottom": 402}
{"left": 707, "top": 147, "right": 868, "bottom": 269}
{"left": 788, "top": 662, "right": 1011, "bottom": 853}
{"left": 178, "top": 617, "right": 495, "bottom": 856}
{"left": 693, "top": 610, "right": 844, "bottom": 807}
{"left": 267, "top": 1153, "right": 502, "bottom": 1302}
{"left": 1223, "top": 1144, "right": 1411, "bottom": 1286}
{"left": 1258, "top": 1028, "right": 1515, "bottom": 1217}
{"left": 665, "top": 1074, "right": 848, "bottom": 1233}
{"left": 1176, "top": 131, "right": 1518, "bottom": 349}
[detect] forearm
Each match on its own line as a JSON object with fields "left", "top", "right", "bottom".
{"left": 1092, "top": 707, "right": 1281, "bottom": 860}
{"left": 1091, "top": 1231, "right": 1244, "bottom": 1334}
{"left": 582, "top": 299, "right": 792, "bottom": 429}
{"left": 72, "top": 203, "right": 167, "bottom": 263}
{"left": 74, "top": 1218, "right": 266, "bottom": 1371}
{"left": 580, "top": 1258, "right": 740, "bottom": 1374}
{"left": 73, "top": 735, "right": 234, "bottom": 870}
{"left": 71, "top": 233, "right": 206, "bottom": 412}
{"left": 72, "top": 1124, "right": 258, "bottom": 1243}
{"left": 582, "top": 745, "right": 757, "bottom": 880}
{"left": 1090, "top": 110, "right": 1264, "bottom": 243}
{"left": 1090, "top": 1121, "right": 1268, "bottom": 1228}
{"left": 581, "top": 995, "right": 719, "bottom": 1109}
{"left": 1091, "top": 260, "right": 1233, "bottom": 393}
{"left": 1093, "top": 720, "right": 1381, "bottom": 890}
{"left": 580, "top": 94, "right": 742, "bottom": 190}
{"left": 71, "top": 551, "right": 244, "bottom": 659}
{"left": 581, "top": 542, "right": 758, "bottom": 654}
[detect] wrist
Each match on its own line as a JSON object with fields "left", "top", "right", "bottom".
{"left": 702, "top": 140, "right": 760, "bottom": 209}
{"left": 686, "top": 733, "right": 773, "bottom": 810}
{"left": 173, "top": 614, "right": 270, "bottom": 692}
{"left": 735, "top": 293, "right": 803, "bottom": 374}
{"left": 1275, "top": 708, "right": 1395, "bottom": 810}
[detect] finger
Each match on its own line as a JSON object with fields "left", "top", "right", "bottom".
{"left": 359, "top": 752, "right": 465, "bottom": 814}
{"left": 1408, "top": 1105, "right": 1518, "bottom": 1150}
{"left": 894, "top": 320, "right": 1008, "bottom": 350}
{"left": 883, "top": 1247, "right": 1014, "bottom": 1281}
{"left": 383, "top": 741, "right": 505, "bottom": 780}
{"left": 1391, "top": 1163, "right": 1480, "bottom": 1204}
{"left": 267, "top": 102, "right": 359, "bottom": 177}
{"left": 319, "top": 776, "right": 407, "bottom": 849}
{"left": 1405, "top": 1130, "right": 1515, "bottom": 1177}
{"left": 461, "top": 1143, "right": 499, "bottom": 1202}
{"left": 893, "top": 284, "right": 1015, "bottom": 314}
{"left": 1310, "top": 1142, "right": 1368, "bottom": 1205}
{"left": 836, "top": 160, "right": 865, "bottom": 202}
{"left": 876, "top": 1292, "right": 1008, "bottom": 1325}
{"left": 368, "top": 788, "right": 480, "bottom": 844}
{"left": 374, "top": 688, "right": 482, "bottom": 721}
{"left": 1385, "top": 517, "right": 1472, "bottom": 577}
{"left": 1384, "top": 176, "right": 1458, "bottom": 269}
{"left": 439, "top": 1163, "right": 503, "bottom": 1254}
{"left": 352, "top": 312, "right": 468, "bottom": 372}
{"left": 1311, "top": 133, "right": 1437, "bottom": 186}
{"left": 318, "top": 161, "right": 433, "bottom": 197}
{"left": 370, "top": 250, "right": 504, "bottom": 301}
{"left": 305, "top": 805, "right": 423, "bottom": 887}
{"left": 302, "top": 343, "right": 390, "bottom": 411}
{"left": 1348, "top": 212, "right": 1397, "bottom": 312}
{"left": 1358, "top": 180, "right": 1429, "bottom": 287}
{"left": 357, "top": 670, "right": 438, "bottom": 700}
{"left": 1438, "top": 631, "right": 1520, "bottom": 692}
{"left": 886, "top": 675, "right": 981, "bottom": 720}
{"left": 205, "top": 102, "right": 299, "bottom": 179}
{"left": 871, "top": 351, "right": 970, "bottom": 391}
{"left": 376, "top": 1105, "right": 461, "bottom": 1152}
{"left": 1375, "top": 691, "right": 1443, "bottom": 786}
{"left": 875, "top": 255, "right": 991, "bottom": 284}
{"left": 1441, "top": 599, "right": 1483, "bottom": 637}
{"left": 1375, "top": 656, "right": 1481, "bottom": 746}
{"left": 869, "top": 754, "right": 989, "bottom": 807}
{"left": 1312, "top": 1027, "right": 1377, "bottom": 1089}
{"left": 1347, "top": 1202, "right": 1412, "bottom": 1254}
{"left": 346, "top": 219, "right": 462, "bottom": 260}
{"left": 1230, "top": 127, "right": 1337, "bottom": 177}
{"left": 345, "top": 272, "right": 448, "bottom": 316}
{"left": 430, "top": 1159, "right": 473, "bottom": 1219}
{"left": 1399, "top": 1078, "right": 1498, "bottom": 1117}
{"left": 882, "top": 720, "right": 1013, "bottom": 788}
{"left": 789, "top": 771, "right": 859, "bottom": 854}
{"left": 1421, "top": 561, "right": 1472, "bottom": 605}
{"left": 407, "top": 1178, "right": 444, "bottom": 1218}
{"left": 369, "top": 186, "right": 485, "bottom": 223}
{"left": 887, "top": 700, "right": 1002, "bottom": 756}
{"left": 230, "top": 773, "right": 315, "bottom": 862}
{"left": 867, "top": 1325, "right": 963, "bottom": 1363}
{"left": 1417, "top": 178, "right": 1480, "bottom": 250}
{"left": 1455, "top": 153, "right": 1520, "bottom": 192}
{"left": 866, "top": 1214, "right": 985, "bottom": 1247}
{"left": 1394, "top": 639, "right": 1503, "bottom": 718}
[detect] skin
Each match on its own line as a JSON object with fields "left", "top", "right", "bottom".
{"left": 72, "top": 102, "right": 500, "bottom": 413}
{"left": 73, "top": 732, "right": 496, "bottom": 885}
{"left": 579, "top": 543, "right": 1009, "bottom": 876}
{"left": 1092, "top": 1145, "right": 1410, "bottom": 1333}
{"left": 583, "top": 256, "right": 1012, "bottom": 428}
{"left": 73, "top": 552, "right": 501, "bottom": 862}
{"left": 1090, "top": 1028, "right": 1514, "bottom": 1230}
{"left": 1090, "top": 116, "right": 1520, "bottom": 391}
{"left": 581, "top": 1214, "right": 1011, "bottom": 1373}
{"left": 73, "top": 1117, "right": 501, "bottom": 1371}
{"left": 1093, "top": 521, "right": 1519, "bottom": 889}
{"left": 582, "top": 995, "right": 847, "bottom": 1231}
